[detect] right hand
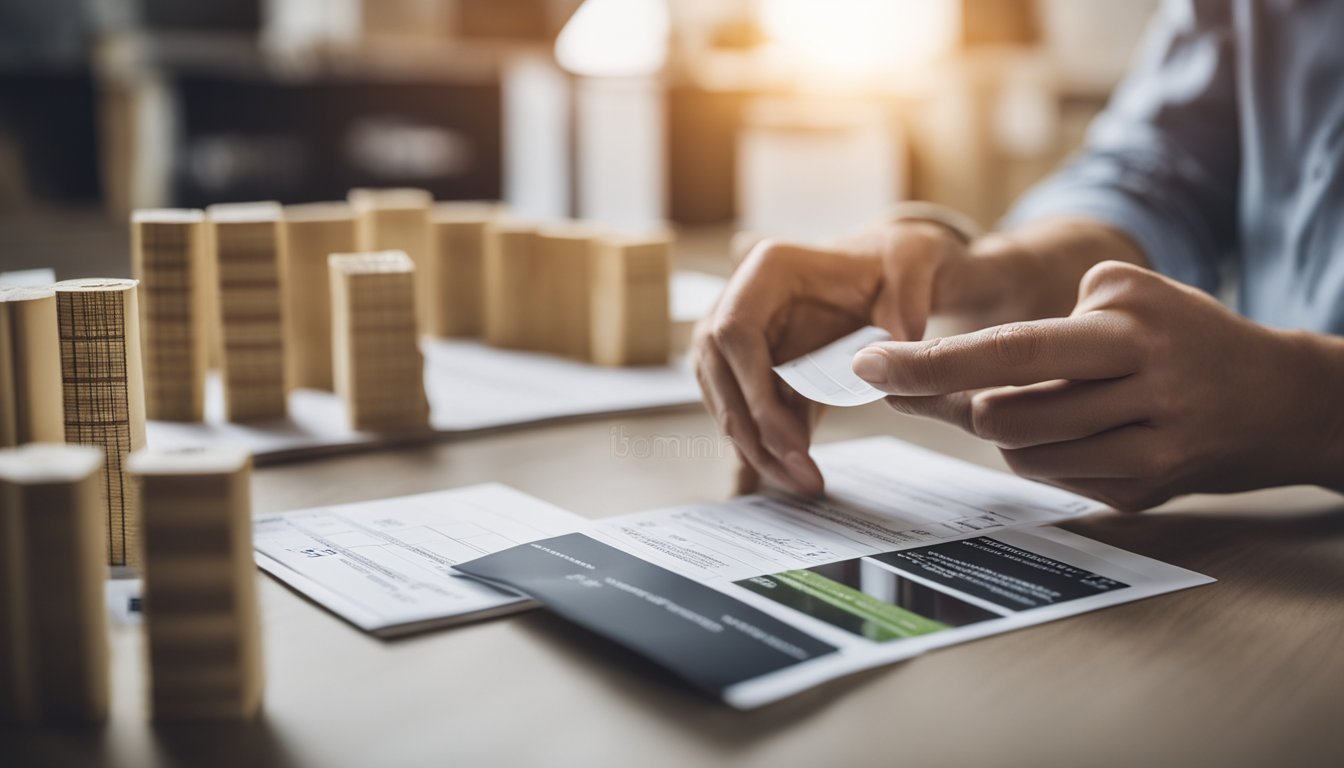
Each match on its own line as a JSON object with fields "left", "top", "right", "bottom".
{"left": 694, "top": 221, "right": 969, "bottom": 495}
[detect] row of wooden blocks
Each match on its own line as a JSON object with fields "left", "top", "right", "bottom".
{"left": 0, "top": 443, "right": 262, "bottom": 723}
{"left": 131, "top": 189, "right": 674, "bottom": 427}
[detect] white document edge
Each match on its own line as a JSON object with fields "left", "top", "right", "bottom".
{"left": 773, "top": 326, "right": 892, "bottom": 407}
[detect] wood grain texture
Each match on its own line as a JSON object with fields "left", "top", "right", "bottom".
{"left": 280, "top": 203, "right": 358, "bottom": 392}
{"left": 53, "top": 278, "right": 147, "bottom": 568}
{"left": 348, "top": 188, "right": 434, "bottom": 335}
{"left": 428, "top": 201, "right": 500, "bottom": 338}
{"left": 131, "top": 210, "right": 208, "bottom": 421}
{"left": 483, "top": 220, "right": 540, "bottom": 350}
{"left": 0, "top": 443, "right": 109, "bottom": 724}
{"left": 590, "top": 234, "right": 672, "bottom": 367}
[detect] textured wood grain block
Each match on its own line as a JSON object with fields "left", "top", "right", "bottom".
{"left": 0, "top": 443, "right": 109, "bottom": 724}
{"left": 483, "top": 220, "right": 540, "bottom": 351}
{"left": 280, "top": 202, "right": 358, "bottom": 391}
{"left": 206, "top": 202, "right": 287, "bottom": 423}
{"left": 54, "top": 278, "right": 147, "bottom": 568}
{"left": 329, "top": 251, "right": 430, "bottom": 432}
{"left": 131, "top": 209, "right": 208, "bottom": 421}
{"left": 0, "top": 286, "right": 64, "bottom": 447}
{"left": 429, "top": 201, "right": 502, "bottom": 338}
{"left": 130, "top": 445, "right": 263, "bottom": 721}
{"left": 348, "top": 188, "right": 434, "bottom": 334}
{"left": 535, "top": 225, "right": 597, "bottom": 360}
{"left": 590, "top": 234, "right": 672, "bottom": 367}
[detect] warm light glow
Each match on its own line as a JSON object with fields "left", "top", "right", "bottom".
{"left": 759, "top": 0, "right": 958, "bottom": 82}
{"left": 555, "top": 0, "right": 670, "bottom": 78}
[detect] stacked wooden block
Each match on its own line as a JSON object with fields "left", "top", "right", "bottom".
{"left": 349, "top": 188, "right": 434, "bottom": 334}
{"left": 280, "top": 202, "right": 358, "bottom": 392}
{"left": 0, "top": 444, "right": 110, "bottom": 724}
{"left": 0, "top": 285, "right": 64, "bottom": 447}
{"left": 130, "top": 446, "right": 264, "bottom": 720}
{"left": 329, "top": 251, "right": 430, "bottom": 432}
{"left": 53, "top": 278, "right": 147, "bottom": 568}
{"left": 206, "top": 202, "right": 287, "bottom": 422}
{"left": 132, "top": 209, "right": 209, "bottom": 421}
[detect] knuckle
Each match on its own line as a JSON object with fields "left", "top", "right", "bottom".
{"left": 1079, "top": 260, "right": 1145, "bottom": 296}
{"left": 709, "top": 315, "right": 747, "bottom": 352}
{"left": 901, "top": 337, "right": 946, "bottom": 393}
{"left": 991, "top": 323, "right": 1041, "bottom": 367}
{"left": 970, "top": 394, "right": 1025, "bottom": 447}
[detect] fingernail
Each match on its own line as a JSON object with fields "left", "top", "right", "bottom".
{"left": 784, "top": 452, "right": 824, "bottom": 495}
{"left": 852, "top": 348, "right": 888, "bottom": 385}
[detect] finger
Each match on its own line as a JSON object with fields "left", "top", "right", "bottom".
{"left": 852, "top": 312, "right": 1141, "bottom": 395}
{"left": 734, "top": 450, "right": 761, "bottom": 495}
{"left": 698, "top": 338, "right": 816, "bottom": 494}
{"left": 888, "top": 379, "right": 1149, "bottom": 449}
{"left": 1000, "top": 424, "right": 1161, "bottom": 480}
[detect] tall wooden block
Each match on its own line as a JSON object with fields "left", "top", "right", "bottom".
{"left": 329, "top": 252, "right": 430, "bottom": 432}
{"left": 429, "top": 201, "right": 501, "bottom": 338}
{"left": 130, "top": 446, "right": 263, "bottom": 721}
{"left": 54, "top": 278, "right": 147, "bottom": 568}
{"left": 207, "top": 203, "right": 287, "bottom": 423}
{"left": 0, "top": 444, "right": 110, "bottom": 724}
{"left": 483, "top": 221, "right": 540, "bottom": 350}
{"left": 131, "top": 209, "right": 208, "bottom": 421}
{"left": 590, "top": 234, "right": 672, "bottom": 367}
{"left": 280, "top": 202, "right": 357, "bottom": 391}
{"left": 0, "top": 286, "right": 64, "bottom": 447}
{"left": 348, "top": 188, "right": 434, "bottom": 334}
{"left": 536, "top": 226, "right": 597, "bottom": 360}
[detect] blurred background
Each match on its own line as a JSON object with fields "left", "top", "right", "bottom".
{"left": 0, "top": 0, "right": 1159, "bottom": 275}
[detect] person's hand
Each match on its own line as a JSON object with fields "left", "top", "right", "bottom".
{"left": 852, "top": 260, "right": 1343, "bottom": 510}
{"left": 695, "top": 222, "right": 967, "bottom": 495}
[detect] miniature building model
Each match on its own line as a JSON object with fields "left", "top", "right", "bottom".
{"left": 348, "top": 188, "right": 434, "bottom": 334}
{"left": 0, "top": 443, "right": 110, "bottom": 724}
{"left": 329, "top": 251, "right": 430, "bottom": 432}
{"left": 535, "top": 225, "right": 596, "bottom": 360}
{"left": 54, "top": 278, "right": 147, "bottom": 568}
{"left": 280, "top": 202, "right": 358, "bottom": 391}
{"left": 206, "top": 202, "right": 287, "bottom": 422}
{"left": 131, "top": 209, "right": 208, "bottom": 421}
{"left": 483, "top": 220, "right": 539, "bottom": 351}
{"left": 131, "top": 445, "right": 263, "bottom": 720}
{"left": 429, "top": 201, "right": 498, "bottom": 337}
{"left": 0, "top": 286, "right": 64, "bottom": 447}
{"left": 590, "top": 234, "right": 672, "bottom": 367}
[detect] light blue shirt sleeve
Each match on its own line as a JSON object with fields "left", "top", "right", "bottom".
{"left": 1004, "top": 0, "right": 1241, "bottom": 294}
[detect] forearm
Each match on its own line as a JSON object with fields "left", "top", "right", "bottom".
{"left": 932, "top": 217, "right": 1150, "bottom": 327}
{"left": 1276, "top": 329, "right": 1344, "bottom": 493}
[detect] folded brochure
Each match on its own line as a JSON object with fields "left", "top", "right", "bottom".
{"left": 454, "top": 438, "right": 1213, "bottom": 708}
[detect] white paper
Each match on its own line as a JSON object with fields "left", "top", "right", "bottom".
{"left": 146, "top": 271, "right": 727, "bottom": 463}
{"left": 253, "top": 484, "right": 587, "bottom": 635}
{"left": 0, "top": 268, "right": 56, "bottom": 287}
{"left": 772, "top": 325, "right": 892, "bottom": 407}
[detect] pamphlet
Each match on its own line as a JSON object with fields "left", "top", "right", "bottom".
{"left": 456, "top": 438, "right": 1214, "bottom": 708}
{"left": 253, "top": 484, "right": 587, "bottom": 637}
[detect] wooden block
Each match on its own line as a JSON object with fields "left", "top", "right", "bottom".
{"left": 280, "top": 202, "right": 357, "bottom": 391}
{"left": 483, "top": 220, "right": 540, "bottom": 350}
{"left": 54, "top": 278, "right": 148, "bottom": 568}
{"left": 329, "top": 251, "right": 430, "bottom": 432}
{"left": 428, "top": 201, "right": 503, "bottom": 337}
{"left": 0, "top": 286, "right": 64, "bottom": 447}
{"left": 129, "top": 446, "right": 263, "bottom": 721}
{"left": 535, "top": 225, "right": 598, "bottom": 360}
{"left": 590, "top": 234, "right": 673, "bottom": 367}
{"left": 0, "top": 444, "right": 110, "bottom": 725}
{"left": 206, "top": 202, "right": 287, "bottom": 423}
{"left": 131, "top": 209, "right": 208, "bottom": 421}
{"left": 348, "top": 188, "right": 434, "bottom": 334}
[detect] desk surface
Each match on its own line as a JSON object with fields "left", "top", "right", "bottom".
{"left": 7, "top": 403, "right": 1344, "bottom": 768}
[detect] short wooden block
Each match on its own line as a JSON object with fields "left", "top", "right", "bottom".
{"left": 429, "top": 201, "right": 502, "bottom": 338}
{"left": 590, "top": 234, "right": 673, "bottom": 367}
{"left": 280, "top": 202, "right": 358, "bottom": 391}
{"left": 0, "top": 286, "right": 64, "bottom": 447}
{"left": 206, "top": 202, "right": 287, "bottom": 423}
{"left": 329, "top": 251, "right": 430, "bottom": 432}
{"left": 0, "top": 444, "right": 109, "bottom": 724}
{"left": 483, "top": 220, "right": 540, "bottom": 350}
{"left": 132, "top": 209, "right": 208, "bottom": 421}
{"left": 348, "top": 188, "right": 434, "bottom": 334}
{"left": 53, "top": 278, "right": 148, "bottom": 568}
{"left": 129, "top": 445, "right": 263, "bottom": 721}
{"left": 535, "top": 225, "right": 597, "bottom": 360}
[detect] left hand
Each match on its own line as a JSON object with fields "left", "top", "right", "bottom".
{"left": 851, "top": 261, "right": 1336, "bottom": 511}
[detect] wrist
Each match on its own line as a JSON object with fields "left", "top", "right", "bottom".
{"left": 1272, "top": 329, "right": 1344, "bottom": 491}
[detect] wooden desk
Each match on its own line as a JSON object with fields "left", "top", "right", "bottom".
{"left": 7, "top": 403, "right": 1343, "bottom": 768}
